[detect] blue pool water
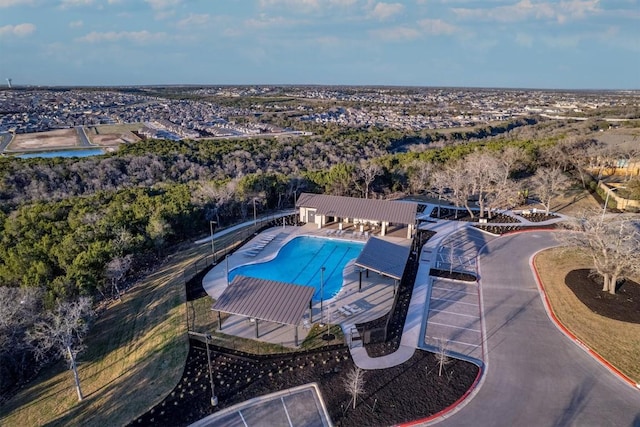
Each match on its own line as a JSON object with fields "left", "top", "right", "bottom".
{"left": 229, "top": 236, "right": 364, "bottom": 301}
{"left": 18, "top": 148, "right": 106, "bottom": 159}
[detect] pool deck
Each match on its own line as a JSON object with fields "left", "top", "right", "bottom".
{"left": 202, "top": 224, "right": 405, "bottom": 348}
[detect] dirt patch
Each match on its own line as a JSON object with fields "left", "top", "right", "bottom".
{"left": 565, "top": 269, "right": 640, "bottom": 324}
{"left": 10, "top": 129, "right": 78, "bottom": 150}
{"left": 129, "top": 339, "right": 480, "bottom": 427}
{"left": 91, "top": 133, "right": 137, "bottom": 146}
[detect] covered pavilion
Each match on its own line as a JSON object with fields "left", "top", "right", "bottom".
{"left": 211, "top": 275, "right": 315, "bottom": 346}
{"left": 296, "top": 193, "right": 418, "bottom": 239}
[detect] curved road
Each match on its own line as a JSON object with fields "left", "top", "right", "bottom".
{"left": 433, "top": 231, "right": 640, "bottom": 427}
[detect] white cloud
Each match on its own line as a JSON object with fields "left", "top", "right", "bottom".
{"left": 69, "top": 20, "right": 84, "bottom": 28}
{"left": 453, "top": 0, "right": 601, "bottom": 24}
{"left": 245, "top": 14, "right": 298, "bottom": 29}
{"left": 0, "top": 23, "right": 36, "bottom": 37}
{"left": 418, "top": 18, "right": 458, "bottom": 35}
{"left": 0, "top": 0, "right": 35, "bottom": 7}
{"left": 369, "top": 2, "right": 404, "bottom": 20}
{"left": 145, "top": 0, "right": 181, "bottom": 9}
{"left": 258, "top": 0, "right": 357, "bottom": 12}
{"left": 177, "top": 13, "right": 209, "bottom": 28}
{"left": 76, "top": 30, "right": 167, "bottom": 43}
{"left": 370, "top": 25, "right": 420, "bottom": 41}
{"left": 59, "top": 0, "right": 93, "bottom": 8}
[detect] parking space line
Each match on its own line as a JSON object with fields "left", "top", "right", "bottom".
{"left": 428, "top": 321, "right": 480, "bottom": 332}
{"left": 429, "top": 309, "right": 478, "bottom": 318}
{"left": 238, "top": 410, "right": 249, "bottom": 427}
{"left": 281, "top": 397, "right": 293, "bottom": 427}
{"left": 431, "top": 286, "right": 476, "bottom": 295}
{"left": 426, "top": 337, "right": 480, "bottom": 348}
{"left": 431, "top": 297, "right": 478, "bottom": 306}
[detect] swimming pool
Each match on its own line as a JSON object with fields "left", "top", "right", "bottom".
{"left": 229, "top": 236, "right": 364, "bottom": 301}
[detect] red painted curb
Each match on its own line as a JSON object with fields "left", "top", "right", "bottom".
{"left": 395, "top": 366, "right": 483, "bottom": 427}
{"left": 531, "top": 252, "right": 640, "bottom": 391}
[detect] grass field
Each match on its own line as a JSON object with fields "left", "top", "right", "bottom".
{"left": 0, "top": 243, "right": 209, "bottom": 426}
{"left": 535, "top": 247, "right": 640, "bottom": 384}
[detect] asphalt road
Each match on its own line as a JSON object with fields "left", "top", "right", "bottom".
{"left": 433, "top": 231, "right": 640, "bottom": 427}
{"left": 75, "top": 126, "right": 92, "bottom": 147}
{"left": 0, "top": 132, "right": 12, "bottom": 152}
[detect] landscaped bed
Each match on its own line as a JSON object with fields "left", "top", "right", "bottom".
{"left": 130, "top": 339, "right": 480, "bottom": 427}
{"left": 565, "top": 269, "right": 640, "bottom": 324}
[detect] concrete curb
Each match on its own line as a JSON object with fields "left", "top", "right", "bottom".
{"left": 530, "top": 250, "right": 640, "bottom": 392}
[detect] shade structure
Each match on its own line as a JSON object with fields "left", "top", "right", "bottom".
{"left": 354, "top": 236, "right": 411, "bottom": 280}
{"left": 296, "top": 193, "right": 417, "bottom": 225}
{"left": 212, "top": 275, "right": 315, "bottom": 326}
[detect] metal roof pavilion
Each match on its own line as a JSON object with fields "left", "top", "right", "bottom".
{"left": 212, "top": 275, "right": 315, "bottom": 326}
{"left": 296, "top": 193, "right": 418, "bottom": 225}
{"left": 354, "top": 237, "right": 411, "bottom": 280}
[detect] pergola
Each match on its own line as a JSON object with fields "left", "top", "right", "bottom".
{"left": 296, "top": 193, "right": 418, "bottom": 239}
{"left": 354, "top": 236, "right": 411, "bottom": 294}
{"left": 211, "top": 275, "right": 315, "bottom": 346}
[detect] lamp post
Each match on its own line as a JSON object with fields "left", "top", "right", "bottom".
{"left": 205, "top": 334, "right": 218, "bottom": 406}
{"left": 209, "top": 221, "right": 217, "bottom": 263}
{"left": 253, "top": 197, "right": 257, "bottom": 226}
{"left": 320, "top": 266, "right": 326, "bottom": 325}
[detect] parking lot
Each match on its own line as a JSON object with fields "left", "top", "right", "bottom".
{"left": 190, "top": 384, "right": 331, "bottom": 427}
{"left": 423, "top": 278, "right": 483, "bottom": 361}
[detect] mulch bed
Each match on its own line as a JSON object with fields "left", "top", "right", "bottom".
{"left": 430, "top": 207, "right": 520, "bottom": 223}
{"left": 430, "top": 269, "right": 477, "bottom": 282}
{"left": 129, "top": 339, "right": 480, "bottom": 427}
{"left": 565, "top": 269, "right": 640, "bottom": 323}
{"left": 473, "top": 224, "right": 558, "bottom": 235}
{"left": 519, "top": 212, "right": 560, "bottom": 222}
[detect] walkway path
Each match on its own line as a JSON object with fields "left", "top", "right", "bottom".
{"left": 348, "top": 204, "right": 568, "bottom": 369}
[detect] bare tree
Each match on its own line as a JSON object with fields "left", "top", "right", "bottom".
{"left": 435, "top": 337, "right": 453, "bottom": 377}
{"left": 531, "top": 166, "right": 570, "bottom": 215}
{"left": 28, "top": 297, "right": 93, "bottom": 401}
{"left": 356, "top": 161, "right": 383, "bottom": 199}
{"left": 561, "top": 212, "right": 640, "bottom": 294}
{"left": 343, "top": 366, "right": 366, "bottom": 409}
{"left": 0, "top": 287, "right": 42, "bottom": 393}
{"left": 104, "top": 254, "right": 133, "bottom": 300}
{"left": 407, "top": 160, "right": 433, "bottom": 195}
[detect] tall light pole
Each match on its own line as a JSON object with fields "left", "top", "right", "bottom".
{"left": 253, "top": 197, "right": 257, "bottom": 226}
{"left": 320, "top": 266, "right": 325, "bottom": 325}
{"left": 205, "top": 334, "right": 218, "bottom": 406}
{"left": 209, "top": 221, "right": 217, "bottom": 263}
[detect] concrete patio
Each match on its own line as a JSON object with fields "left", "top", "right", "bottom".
{"left": 202, "top": 224, "right": 405, "bottom": 348}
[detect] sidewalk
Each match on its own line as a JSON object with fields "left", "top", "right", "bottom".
{"left": 348, "top": 204, "right": 568, "bottom": 370}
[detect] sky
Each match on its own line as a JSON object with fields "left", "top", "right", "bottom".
{"left": 0, "top": 0, "right": 639, "bottom": 89}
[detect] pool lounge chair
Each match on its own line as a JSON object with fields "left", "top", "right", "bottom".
{"left": 344, "top": 304, "right": 363, "bottom": 315}
{"left": 337, "top": 307, "right": 352, "bottom": 317}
